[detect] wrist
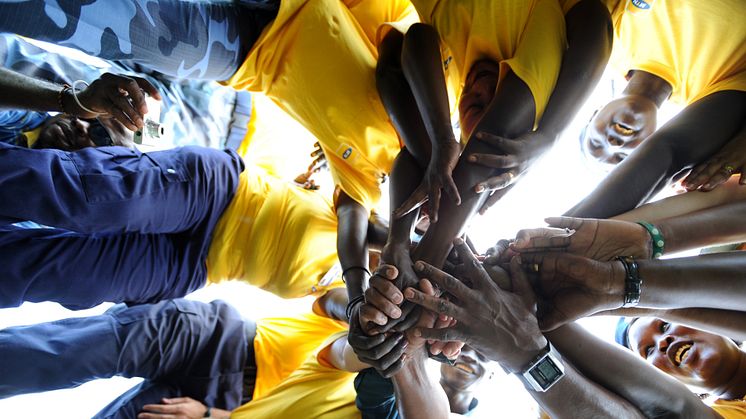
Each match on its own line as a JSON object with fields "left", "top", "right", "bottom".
{"left": 637, "top": 221, "right": 665, "bottom": 258}
{"left": 503, "top": 335, "right": 548, "bottom": 373}
{"left": 608, "top": 260, "right": 627, "bottom": 308}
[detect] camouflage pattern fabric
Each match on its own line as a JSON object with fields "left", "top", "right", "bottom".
{"left": 0, "top": 0, "right": 279, "bottom": 81}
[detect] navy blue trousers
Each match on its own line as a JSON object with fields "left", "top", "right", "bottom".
{"left": 0, "top": 299, "right": 249, "bottom": 417}
{"left": 0, "top": 142, "right": 243, "bottom": 309}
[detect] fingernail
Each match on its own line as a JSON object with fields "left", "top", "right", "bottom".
{"left": 475, "top": 184, "right": 485, "bottom": 193}
{"left": 414, "top": 261, "right": 425, "bottom": 271}
{"left": 414, "top": 329, "right": 422, "bottom": 337}
{"left": 476, "top": 132, "right": 483, "bottom": 139}
{"left": 431, "top": 347, "right": 442, "bottom": 355}
{"left": 386, "top": 267, "right": 396, "bottom": 277}
{"left": 404, "top": 288, "right": 415, "bottom": 299}
{"left": 392, "top": 293, "right": 403, "bottom": 304}
{"left": 468, "top": 154, "right": 477, "bottom": 162}
{"left": 514, "top": 239, "right": 525, "bottom": 247}
{"left": 392, "top": 308, "right": 402, "bottom": 318}
{"left": 401, "top": 340, "right": 409, "bottom": 349}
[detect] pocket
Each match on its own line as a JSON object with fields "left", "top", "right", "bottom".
{"left": 70, "top": 146, "right": 189, "bottom": 203}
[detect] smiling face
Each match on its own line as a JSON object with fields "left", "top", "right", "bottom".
{"left": 628, "top": 318, "right": 741, "bottom": 391}
{"left": 458, "top": 60, "right": 500, "bottom": 140}
{"left": 581, "top": 95, "right": 659, "bottom": 165}
{"left": 440, "top": 345, "right": 489, "bottom": 392}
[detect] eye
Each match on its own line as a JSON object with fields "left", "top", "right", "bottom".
{"left": 644, "top": 345, "right": 654, "bottom": 359}
{"left": 661, "top": 322, "right": 670, "bottom": 333}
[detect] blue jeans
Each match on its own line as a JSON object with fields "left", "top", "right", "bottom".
{"left": 0, "top": 299, "right": 250, "bottom": 417}
{"left": 0, "top": 142, "right": 243, "bottom": 308}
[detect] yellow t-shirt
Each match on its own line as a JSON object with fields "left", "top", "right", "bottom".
{"left": 411, "top": 0, "right": 566, "bottom": 124}
{"left": 222, "top": 0, "right": 419, "bottom": 210}
{"left": 231, "top": 330, "right": 358, "bottom": 419}
{"left": 605, "top": 0, "right": 746, "bottom": 105}
{"left": 252, "top": 313, "right": 348, "bottom": 400}
{"left": 712, "top": 398, "right": 746, "bottom": 418}
{"left": 206, "top": 167, "right": 343, "bottom": 298}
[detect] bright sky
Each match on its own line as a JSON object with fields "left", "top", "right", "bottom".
{"left": 0, "top": 42, "right": 686, "bottom": 418}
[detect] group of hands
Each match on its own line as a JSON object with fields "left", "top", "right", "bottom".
{"left": 347, "top": 215, "right": 662, "bottom": 377}
{"left": 36, "top": 72, "right": 161, "bottom": 151}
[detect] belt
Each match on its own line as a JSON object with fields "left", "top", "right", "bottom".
{"left": 241, "top": 319, "right": 258, "bottom": 403}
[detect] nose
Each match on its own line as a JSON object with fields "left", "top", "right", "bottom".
{"left": 657, "top": 335, "right": 674, "bottom": 353}
{"left": 607, "top": 135, "right": 624, "bottom": 147}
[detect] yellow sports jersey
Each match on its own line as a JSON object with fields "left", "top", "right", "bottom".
{"left": 222, "top": 0, "right": 419, "bottom": 210}
{"left": 231, "top": 331, "right": 358, "bottom": 419}
{"left": 411, "top": 0, "right": 566, "bottom": 124}
{"left": 206, "top": 167, "right": 343, "bottom": 298}
{"left": 712, "top": 398, "right": 746, "bottom": 419}
{"left": 252, "top": 313, "right": 348, "bottom": 400}
{"left": 605, "top": 0, "right": 746, "bottom": 105}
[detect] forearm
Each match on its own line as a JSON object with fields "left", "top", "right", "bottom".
{"left": 0, "top": 67, "right": 65, "bottom": 112}
{"left": 401, "top": 23, "right": 457, "bottom": 151}
{"left": 336, "top": 192, "right": 371, "bottom": 300}
{"left": 393, "top": 350, "right": 449, "bottom": 419}
{"left": 537, "top": 0, "right": 612, "bottom": 138}
{"left": 314, "top": 288, "right": 349, "bottom": 322}
{"left": 547, "top": 324, "right": 717, "bottom": 418}
{"left": 654, "top": 200, "right": 746, "bottom": 253}
{"left": 635, "top": 252, "right": 746, "bottom": 311}
{"left": 386, "top": 151, "right": 422, "bottom": 252}
{"left": 613, "top": 177, "right": 746, "bottom": 222}
{"left": 529, "top": 362, "right": 645, "bottom": 419}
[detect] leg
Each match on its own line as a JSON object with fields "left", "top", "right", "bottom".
{"left": 413, "top": 72, "right": 536, "bottom": 265}
{"left": 0, "top": 143, "right": 243, "bottom": 235}
{"left": 0, "top": 225, "right": 205, "bottom": 308}
{"left": 0, "top": 0, "right": 276, "bottom": 80}
{"left": 0, "top": 299, "right": 248, "bottom": 410}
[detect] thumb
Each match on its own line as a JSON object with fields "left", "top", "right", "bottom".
{"left": 545, "top": 216, "right": 582, "bottom": 230}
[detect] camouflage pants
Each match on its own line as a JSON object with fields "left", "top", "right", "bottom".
{"left": 0, "top": 0, "right": 279, "bottom": 81}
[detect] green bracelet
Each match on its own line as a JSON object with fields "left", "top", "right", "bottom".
{"left": 637, "top": 221, "right": 664, "bottom": 258}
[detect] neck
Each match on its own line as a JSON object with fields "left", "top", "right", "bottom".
{"left": 623, "top": 70, "right": 672, "bottom": 108}
{"left": 440, "top": 379, "right": 475, "bottom": 414}
{"left": 715, "top": 351, "right": 746, "bottom": 400}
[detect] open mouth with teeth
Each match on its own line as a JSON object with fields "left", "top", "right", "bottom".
{"left": 673, "top": 343, "right": 693, "bottom": 366}
{"left": 612, "top": 122, "right": 636, "bottom": 136}
{"left": 454, "top": 362, "right": 476, "bottom": 375}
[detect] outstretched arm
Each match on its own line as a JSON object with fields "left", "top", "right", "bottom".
{"left": 566, "top": 91, "right": 746, "bottom": 218}
{"left": 336, "top": 191, "right": 372, "bottom": 303}
{"left": 392, "top": 350, "right": 449, "bottom": 419}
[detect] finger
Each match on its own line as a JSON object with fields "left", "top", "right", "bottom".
{"left": 684, "top": 158, "right": 727, "bottom": 190}
{"left": 372, "top": 301, "right": 416, "bottom": 334}
{"left": 365, "top": 288, "right": 402, "bottom": 319}
{"left": 359, "top": 303, "right": 389, "bottom": 326}
{"left": 369, "top": 276, "right": 404, "bottom": 305}
{"left": 369, "top": 337, "right": 408, "bottom": 372}
{"left": 132, "top": 76, "right": 161, "bottom": 101}
{"left": 441, "top": 341, "right": 465, "bottom": 359}
{"left": 429, "top": 185, "right": 441, "bottom": 224}
{"left": 476, "top": 170, "right": 518, "bottom": 193}
{"left": 393, "top": 184, "right": 428, "bottom": 219}
{"left": 348, "top": 322, "right": 387, "bottom": 350}
{"left": 682, "top": 162, "right": 709, "bottom": 189}
{"left": 412, "top": 326, "right": 464, "bottom": 343}
{"left": 138, "top": 413, "right": 174, "bottom": 419}
{"left": 740, "top": 170, "right": 746, "bottom": 185}
{"left": 108, "top": 74, "right": 148, "bottom": 115}
{"left": 106, "top": 99, "right": 139, "bottom": 131}
{"left": 451, "top": 238, "right": 493, "bottom": 292}
{"left": 373, "top": 264, "right": 399, "bottom": 281}
{"left": 392, "top": 304, "right": 422, "bottom": 332}
{"left": 443, "top": 175, "right": 461, "bottom": 206}
{"left": 468, "top": 153, "right": 518, "bottom": 169}
{"left": 357, "top": 332, "right": 404, "bottom": 361}
{"left": 140, "top": 404, "right": 177, "bottom": 413}
{"left": 403, "top": 287, "right": 466, "bottom": 319}
{"left": 702, "top": 168, "right": 735, "bottom": 191}
{"left": 484, "top": 240, "right": 511, "bottom": 264}
{"left": 476, "top": 132, "right": 521, "bottom": 154}
{"left": 478, "top": 190, "right": 500, "bottom": 215}
{"left": 510, "top": 256, "right": 537, "bottom": 304}
{"left": 161, "top": 397, "right": 190, "bottom": 404}
{"left": 513, "top": 227, "right": 572, "bottom": 250}
{"left": 413, "top": 260, "right": 473, "bottom": 302}
{"left": 109, "top": 94, "right": 143, "bottom": 129}
{"left": 380, "top": 357, "right": 405, "bottom": 378}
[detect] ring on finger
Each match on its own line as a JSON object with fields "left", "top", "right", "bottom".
{"left": 723, "top": 164, "right": 736, "bottom": 175}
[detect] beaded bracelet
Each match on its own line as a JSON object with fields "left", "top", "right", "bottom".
{"left": 616, "top": 256, "right": 642, "bottom": 308}
{"left": 637, "top": 221, "right": 664, "bottom": 258}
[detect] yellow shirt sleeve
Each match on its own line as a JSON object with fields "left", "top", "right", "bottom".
{"left": 251, "top": 314, "right": 348, "bottom": 400}
{"left": 712, "top": 399, "right": 746, "bottom": 419}
{"left": 232, "top": 331, "right": 359, "bottom": 419}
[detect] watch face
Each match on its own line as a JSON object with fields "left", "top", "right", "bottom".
{"left": 530, "top": 358, "right": 563, "bottom": 388}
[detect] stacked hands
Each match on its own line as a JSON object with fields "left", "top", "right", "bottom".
{"left": 348, "top": 215, "right": 659, "bottom": 377}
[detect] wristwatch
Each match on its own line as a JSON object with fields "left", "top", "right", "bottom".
{"left": 517, "top": 342, "right": 564, "bottom": 392}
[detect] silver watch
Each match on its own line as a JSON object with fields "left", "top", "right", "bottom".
{"left": 517, "top": 342, "right": 565, "bottom": 392}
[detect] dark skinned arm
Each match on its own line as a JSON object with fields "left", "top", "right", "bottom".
{"left": 314, "top": 288, "right": 349, "bottom": 322}
{"left": 538, "top": 0, "right": 612, "bottom": 138}
{"left": 392, "top": 350, "right": 449, "bottom": 419}
{"left": 566, "top": 91, "right": 746, "bottom": 218}
{"left": 601, "top": 307, "right": 746, "bottom": 342}
{"left": 336, "top": 191, "right": 371, "bottom": 303}
{"left": 547, "top": 324, "right": 721, "bottom": 418}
